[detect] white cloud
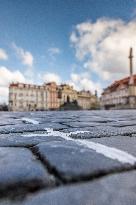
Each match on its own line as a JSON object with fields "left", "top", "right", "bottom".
{"left": 48, "top": 47, "right": 61, "bottom": 61}
{"left": 43, "top": 72, "right": 61, "bottom": 84}
{"left": 0, "top": 48, "right": 8, "bottom": 60}
{"left": 48, "top": 47, "right": 61, "bottom": 55}
{"left": 70, "top": 18, "right": 136, "bottom": 83}
{"left": 69, "top": 72, "right": 102, "bottom": 95}
{"left": 0, "top": 66, "right": 26, "bottom": 103}
{"left": 0, "top": 67, "right": 25, "bottom": 86}
{"left": 12, "top": 43, "right": 33, "bottom": 67}
{"left": 0, "top": 87, "right": 9, "bottom": 104}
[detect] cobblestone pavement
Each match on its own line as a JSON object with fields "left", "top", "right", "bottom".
{"left": 0, "top": 110, "right": 136, "bottom": 205}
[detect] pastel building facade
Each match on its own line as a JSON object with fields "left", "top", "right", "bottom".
{"left": 9, "top": 82, "right": 98, "bottom": 111}
{"left": 100, "top": 76, "right": 136, "bottom": 109}
{"left": 58, "top": 84, "right": 77, "bottom": 105}
{"left": 77, "top": 91, "right": 97, "bottom": 109}
{"left": 9, "top": 82, "right": 59, "bottom": 111}
{"left": 101, "top": 48, "right": 136, "bottom": 109}
{"left": 45, "top": 82, "right": 60, "bottom": 110}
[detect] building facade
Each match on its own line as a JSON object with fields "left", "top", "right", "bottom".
{"left": 101, "top": 48, "right": 136, "bottom": 109}
{"left": 45, "top": 82, "right": 60, "bottom": 110}
{"left": 9, "top": 82, "right": 98, "bottom": 111}
{"left": 100, "top": 76, "right": 136, "bottom": 109}
{"left": 9, "top": 82, "right": 59, "bottom": 111}
{"left": 58, "top": 84, "right": 77, "bottom": 105}
{"left": 77, "top": 91, "right": 97, "bottom": 110}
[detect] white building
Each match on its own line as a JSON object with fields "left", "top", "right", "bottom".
{"left": 9, "top": 82, "right": 59, "bottom": 111}
{"left": 9, "top": 82, "right": 98, "bottom": 111}
{"left": 101, "top": 48, "right": 136, "bottom": 109}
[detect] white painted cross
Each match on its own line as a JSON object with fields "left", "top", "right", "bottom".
{"left": 22, "top": 125, "right": 136, "bottom": 165}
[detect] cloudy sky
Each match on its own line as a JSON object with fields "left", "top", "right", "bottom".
{"left": 0, "top": 0, "right": 136, "bottom": 103}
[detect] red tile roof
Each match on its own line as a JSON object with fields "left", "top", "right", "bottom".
{"left": 103, "top": 74, "right": 136, "bottom": 94}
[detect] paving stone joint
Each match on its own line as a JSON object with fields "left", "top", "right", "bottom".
{"left": 0, "top": 110, "right": 136, "bottom": 205}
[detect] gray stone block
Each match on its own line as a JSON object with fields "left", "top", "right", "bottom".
{"left": 11, "top": 170, "right": 136, "bottom": 205}
{"left": 33, "top": 140, "right": 125, "bottom": 181}
{"left": 0, "top": 147, "right": 55, "bottom": 196}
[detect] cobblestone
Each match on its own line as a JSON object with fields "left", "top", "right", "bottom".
{"left": 19, "top": 170, "right": 136, "bottom": 205}
{"left": 33, "top": 140, "right": 124, "bottom": 182}
{"left": 0, "top": 110, "right": 136, "bottom": 204}
{"left": 0, "top": 147, "right": 55, "bottom": 199}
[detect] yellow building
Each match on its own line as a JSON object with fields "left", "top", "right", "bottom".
{"left": 77, "top": 90, "right": 97, "bottom": 110}
{"left": 58, "top": 84, "right": 77, "bottom": 105}
{"left": 9, "top": 82, "right": 98, "bottom": 111}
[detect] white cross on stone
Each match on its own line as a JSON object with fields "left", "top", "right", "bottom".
{"left": 22, "top": 127, "right": 136, "bottom": 165}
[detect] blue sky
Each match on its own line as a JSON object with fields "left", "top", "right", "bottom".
{"left": 0, "top": 0, "right": 136, "bottom": 102}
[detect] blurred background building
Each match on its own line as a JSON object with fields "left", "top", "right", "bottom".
{"left": 101, "top": 48, "right": 136, "bottom": 109}
{"left": 9, "top": 82, "right": 98, "bottom": 111}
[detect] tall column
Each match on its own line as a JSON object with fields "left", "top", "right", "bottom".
{"left": 129, "top": 47, "right": 134, "bottom": 85}
{"left": 128, "top": 47, "right": 135, "bottom": 108}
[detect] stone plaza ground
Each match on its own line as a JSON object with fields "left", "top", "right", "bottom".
{"left": 0, "top": 110, "right": 136, "bottom": 204}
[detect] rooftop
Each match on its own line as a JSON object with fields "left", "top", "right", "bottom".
{"left": 102, "top": 74, "right": 136, "bottom": 94}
